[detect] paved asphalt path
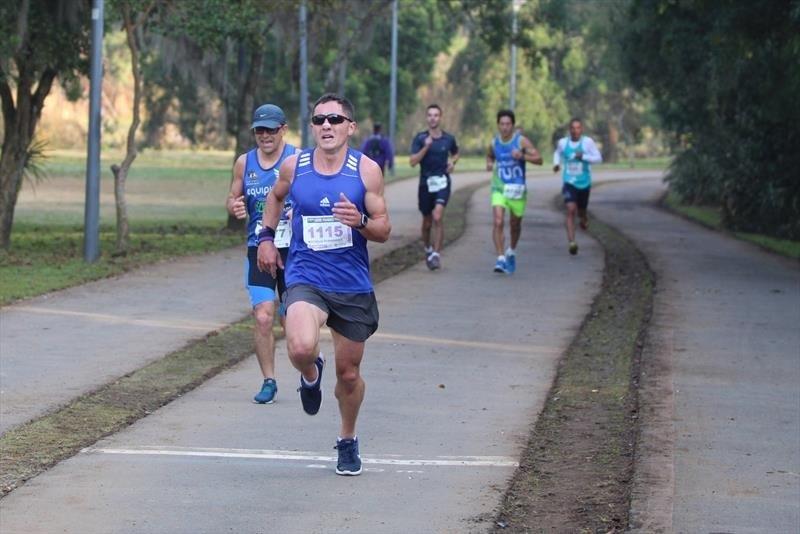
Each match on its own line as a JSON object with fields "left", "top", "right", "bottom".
{"left": 590, "top": 179, "right": 800, "bottom": 533}
{"left": 0, "top": 172, "right": 488, "bottom": 435}
{"left": 0, "top": 172, "right": 605, "bottom": 533}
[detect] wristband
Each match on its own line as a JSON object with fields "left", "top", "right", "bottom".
{"left": 257, "top": 226, "right": 275, "bottom": 244}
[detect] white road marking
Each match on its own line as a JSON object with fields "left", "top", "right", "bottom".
{"left": 82, "top": 446, "right": 519, "bottom": 468}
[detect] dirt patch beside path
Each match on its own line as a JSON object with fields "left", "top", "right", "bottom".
{"left": 491, "top": 212, "right": 654, "bottom": 533}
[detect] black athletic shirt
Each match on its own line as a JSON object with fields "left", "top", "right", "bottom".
{"left": 410, "top": 131, "right": 459, "bottom": 180}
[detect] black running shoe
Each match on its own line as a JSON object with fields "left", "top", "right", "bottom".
{"left": 297, "top": 355, "right": 324, "bottom": 415}
{"left": 335, "top": 437, "right": 362, "bottom": 476}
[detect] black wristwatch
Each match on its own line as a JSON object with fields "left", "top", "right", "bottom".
{"left": 356, "top": 212, "right": 368, "bottom": 229}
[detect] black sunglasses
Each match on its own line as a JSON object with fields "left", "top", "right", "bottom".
{"left": 254, "top": 126, "right": 282, "bottom": 135}
{"left": 311, "top": 113, "right": 353, "bottom": 126}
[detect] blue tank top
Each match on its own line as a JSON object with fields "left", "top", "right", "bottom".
{"left": 491, "top": 132, "right": 526, "bottom": 196}
{"left": 286, "top": 148, "right": 372, "bottom": 293}
{"left": 561, "top": 137, "right": 591, "bottom": 189}
{"left": 244, "top": 143, "right": 296, "bottom": 247}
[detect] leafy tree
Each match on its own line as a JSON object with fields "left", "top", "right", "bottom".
{"left": 623, "top": 0, "right": 800, "bottom": 238}
{"left": 0, "top": 0, "right": 91, "bottom": 249}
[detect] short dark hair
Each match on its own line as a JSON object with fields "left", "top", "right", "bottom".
{"left": 426, "top": 104, "right": 442, "bottom": 113}
{"left": 373, "top": 123, "right": 382, "bottom": 134}
{"left": 569, "top": 117, "right": 583, "bottom": 126}
{"left": 497, "top": 109, "right": 515, "bottom": 124}
{"left": 313, "top": 93, "right": 355, "bottom": 120}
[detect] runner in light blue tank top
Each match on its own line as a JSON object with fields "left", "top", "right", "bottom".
{"left": 552, "top": 117, "right": 603, "bottom": 255}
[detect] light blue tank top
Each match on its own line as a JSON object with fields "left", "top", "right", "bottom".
{"left": 286, "top": 148, "right": 372, "bottom": 293}
{"left": 561, "top": 137, "right": 591, "bottom": 189}
{"left": 491, "top": 132, "right": 526, "bottom": 195}
{"left": 244, "top": 144, "right": 296, "bottom": 247}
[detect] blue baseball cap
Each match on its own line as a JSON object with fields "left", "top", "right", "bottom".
{"left": 251, "top": 104, "right": 286, "bottom": 129}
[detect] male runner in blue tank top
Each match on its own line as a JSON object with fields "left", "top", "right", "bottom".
{"left": 486, "top": 110, "right": 543, "bottom": 274}
{"left": 409, "top": 104, "right": 459, "bottom": 270}
{"left": 227, "top": 103, "right": 298, "bottom": 405}
{"left": 553, "top": 117, "right": 602, "bottom": 255}
{"left": 257, "top": 94, "right": 391, "bottom": 476}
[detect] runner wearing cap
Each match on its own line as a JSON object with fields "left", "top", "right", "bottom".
{"left": 226, "top": 103, "right": 298, "bottom": 404}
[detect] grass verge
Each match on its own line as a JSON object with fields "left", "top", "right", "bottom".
{"left": 0, "top": 222, "right": 242, "bottom": 305}
{"left": 492, "top": 212, "right": 654, "bottom": 532}
{"left": 662, "top": 192, "right": 800, "bottom": 260}
{"left": 0, "top": 182, "right": 484, "bottom": 498}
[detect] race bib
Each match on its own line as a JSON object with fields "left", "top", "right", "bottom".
{"left": 503, "top": 183, "right": 526, "bottom": 200}
{"left": 302, "top": 215, "right": 353, "bottom": 251}
{"left": 274, "top": 219, "right": 292, "bottom": 248}
{"left": 426, "top": 174, "right": 448, "bottom": 193}
{"left": 566, "top": 161, "right": 583, "bottom": 176}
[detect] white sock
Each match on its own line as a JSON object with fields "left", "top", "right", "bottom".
{"left": 425, "top": 245, "right": 433, "bottom": 254}
{"left": 300, "top": 353, "right": 322, "bottom": 387}
{"left": 497, "top": 255, "right": 505, "bottom": 261}
{"left": 505, "top": 248, "right": 515, "bottom": 257}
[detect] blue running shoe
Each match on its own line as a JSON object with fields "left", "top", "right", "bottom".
{"left": 335, "top": 437, "right": 362, "bottom": 476}
{"left": 297, "top": 355, "right": 324, "bottom": 415}
{"left": 493, "top": 257, "right": 508, "bottom": 273}
{"left": 505, "top": 254, "right": 516, "bottom": 274}
{"left": 253, "top": 378, "right": 277, "bottom": 404}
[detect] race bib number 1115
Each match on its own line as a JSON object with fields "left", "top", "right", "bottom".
{"left": 302, "top": 215, "right": 353, "bottom": 251}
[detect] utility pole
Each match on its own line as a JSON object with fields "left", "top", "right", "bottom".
{"left": 509, "top": 0, "right": 523, "bottom": 110}
{"left": 84, "top": 0, "right": 104, "bottom": 262}
{"left": 389, "top": 0, "right": 398, "bottom": 176}
{"left": 299, "top": 0, "right": 309, "bottom": 147}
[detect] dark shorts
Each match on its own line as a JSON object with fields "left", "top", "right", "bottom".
{"left": 418, "top": 179, "right": 451, "bottom": 216}
{"left": 562, "top": 183, "right": 591, "bottom": 210}
{"left": 285, "top": 284, "right": 379, "bottom": 342}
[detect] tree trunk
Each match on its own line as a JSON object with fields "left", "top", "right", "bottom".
{"left": 0, "top": 64, "right": 56, "bottom": 249}
{"left": 111, "top": 4, "right": 146, "bottom": 256}
{"left": 604, "top": 121, "right": 619, "bottom": 164}
{"left": 227, "top": 46, "right": 264, "bottom": 232}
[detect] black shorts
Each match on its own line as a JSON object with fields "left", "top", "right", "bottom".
{"left": 285, "top": 284, "right": 379, "bottom": 342}
{"left": 562, "top": 183, "right": 591, "bottom": 210}
{"left": 418, "top": 178, "right": 451, "bottom": 216}
{"left": 246, "top": 246, "right": 289, "bottom": 302}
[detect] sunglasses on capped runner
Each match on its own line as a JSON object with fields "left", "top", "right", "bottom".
{"left": 310, "top": 113, "right": 353, "bottom": 126}
{"left": 254, "top": 126, "right": 282, "bottom": 135}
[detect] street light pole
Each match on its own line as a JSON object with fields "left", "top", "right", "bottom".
{"left": 84, "top": 0, "right": 104, "bottom": 263}
{"left": 299, "top": 0, "right": 309, "bottom": 147}
{"left": 389, "top": 0, "right": 398, "bottom": 176}
{"left": 509, "top": 0, "right": 519, "bottom": 110}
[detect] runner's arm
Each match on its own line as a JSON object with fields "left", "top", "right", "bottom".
{"left": 552, "top": 138, "right": 564, "bottom": 172}
{"left": 226, "top": 154, "right": 247, "bottom": 219}
{"left": 353, "top": 157, "right": 391, "bottom": 243}
{"left": 262, "top": 156, "right": 296, "bottom": 233}
{"left": 257, "top": 155, "right": 297, "bottom": 275}
{"left": 486, "top": 144, "right": 495, "bottom": 171}
{"left": 521, "top": 137, "right": 543, "bottom": 165}
{"left": 409, "top": 136, "right": 428, "bottom": 167}
{"left": 580, "top": 137, "right": 603, "bottom": 164}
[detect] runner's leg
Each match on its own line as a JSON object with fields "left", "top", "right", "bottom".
{"left": 285, "top": 301, "right": 328, "bottom": 383}
{"left": 331, "top": 329, "right": 366, "bottom": 439}
{"left": 493, "top": 205, "right": 506, "bottom": 256}
{"left": 253, "top": 301, "right": 276, "bottom": 379}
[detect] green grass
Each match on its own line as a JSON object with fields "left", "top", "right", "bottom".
{"left": 5, "top": 149, "right": 245, "bottom": 305}
{"left": 664, "top": 192, "right": 800, "bottom": 259}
